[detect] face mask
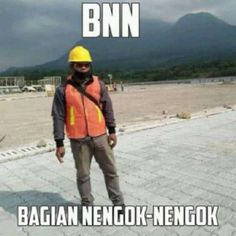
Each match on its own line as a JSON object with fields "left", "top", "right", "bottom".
{"left": 73, "top": 70, "right": 92, "bottom": 80}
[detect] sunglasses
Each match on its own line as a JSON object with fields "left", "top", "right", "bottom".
{"left": 74, "top": 63, "right": 90, "bottom": 68}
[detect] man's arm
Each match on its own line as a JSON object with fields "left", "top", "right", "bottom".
{"left": 51, "top": 85, "right": 65, "bottom": 147}
{"left": 99, "top": 80, "right": 116, "bottom": 134}
{"left": 99, "top": 80, "right": 117, "bottom": 148}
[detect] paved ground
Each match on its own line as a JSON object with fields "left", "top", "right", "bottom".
{"left": 0, "top": 110, "right": 236, "bottom": 235}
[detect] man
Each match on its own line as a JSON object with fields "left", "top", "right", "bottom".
{"left": 51, "top": 45, "right": 124, "bottom": 207}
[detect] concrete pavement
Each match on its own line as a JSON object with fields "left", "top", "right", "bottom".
{"left": 0, "top": 110, "right": 236, "bottom": 235}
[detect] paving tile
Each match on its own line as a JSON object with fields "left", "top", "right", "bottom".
{"left": 0, "top": 111, "right": 236, "bottom": 235}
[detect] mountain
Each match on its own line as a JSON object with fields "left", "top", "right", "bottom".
{"left": 157, "top": 13, "right": 236, "bottom": 63}
{"left": 3, "top": 12, "right": 236, "bottom": 73}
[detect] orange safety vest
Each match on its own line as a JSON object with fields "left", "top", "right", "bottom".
{"left": 65, "top": 75, "right": 107, "bottom": 139}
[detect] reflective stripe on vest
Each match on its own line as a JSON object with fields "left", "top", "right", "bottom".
{"left": 65, "top": 76, "right": 106, "bottom": 139}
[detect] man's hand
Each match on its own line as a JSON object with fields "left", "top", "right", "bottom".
{"left": 55, "top": 146, "right": 65, "bottom": 163}
{"left": 108, "top": 133, "right": 117, "bottom": 149}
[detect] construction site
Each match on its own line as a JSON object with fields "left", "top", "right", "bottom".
{"left": 0, "top": 75, "right": 236, "bottom": 150}
{"left": 2, "top": 0, "right": 236, "bottom": 234}
{"left": 0, "top": 73, "right": 236, "bottom": 235}
{"left": 0, "top": 76, "right": 61, "bottom": 94}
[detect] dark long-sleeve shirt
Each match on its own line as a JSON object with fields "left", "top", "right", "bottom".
{"left": 51, "top": 77, "right": 116, "bottom": 147}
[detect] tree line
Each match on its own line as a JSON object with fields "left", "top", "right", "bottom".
{"left": 1, "top": 59, "right": 236, "bottom": 84}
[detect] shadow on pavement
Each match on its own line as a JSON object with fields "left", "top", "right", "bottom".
{"left": 0, "top": 190, "right": 80, "bottom": 217}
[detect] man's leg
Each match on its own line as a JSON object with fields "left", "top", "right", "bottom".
{"left": 93, "top": 134, "right": 124, "bottom": 205}
{"left": 70, "top": 139, "right": 94, "bottom": 205}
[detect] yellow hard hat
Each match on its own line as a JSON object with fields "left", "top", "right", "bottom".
{"left": 68, "top": 46, "right": 92, "bottom": 62}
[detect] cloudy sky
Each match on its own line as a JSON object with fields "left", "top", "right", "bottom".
{"left": 0, "top": 0, "right": 236, "bottom": 71}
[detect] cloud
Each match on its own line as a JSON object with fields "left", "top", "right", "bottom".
{"left": 0, "top": 0, "right": 83, "bottom": 70}
{"left": 0, "top": 0, "right": 236, "bottom": 71}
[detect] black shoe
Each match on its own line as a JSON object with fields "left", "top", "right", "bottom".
{"left": 114, "top": 204, "right": 126, "bottom": 222}
{"left": 117, "top": 204, "right": 133, "bottom": 222}
{"left": 79, "top": 203, "right": 93, "bottom": 225}
{"left": 117, "top": 204, "right": 125, "bottom": 214}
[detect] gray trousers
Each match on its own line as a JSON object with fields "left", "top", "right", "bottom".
{"left": 70, "top": 134, "right": 124, "bottom": 205}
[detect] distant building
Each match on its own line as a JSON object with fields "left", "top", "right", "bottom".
{"left": 38, "top": 76, "right": 62, "bottom": 89}
{"left": 0, "top": 76, "right": 25, "bottom": 88}
{"left": 0, "top": 77, "right": 25, "bottom": 94}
